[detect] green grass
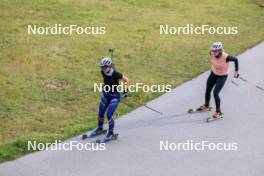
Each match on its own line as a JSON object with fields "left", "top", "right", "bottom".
{"left": 0, "top": 0, "right": 264, "bottom": 162}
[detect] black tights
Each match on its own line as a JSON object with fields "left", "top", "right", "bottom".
{"left": 205, "top": 72, "right": 227, "bottom": 113}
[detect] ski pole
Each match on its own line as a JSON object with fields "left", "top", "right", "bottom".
{"left": 109, "top": 48, "right": 163, "bottom": 115}
{"left": 239, "top": 76, "right": 264, "bottom": 92}
{"left": 230, "top": 79, "right": 239, "bottom": 86}
{"left": 121, "top": 99, "right": 163, "bottom": 115}
{"left": 142, "top": 104, "right": 163, "bottom": 115}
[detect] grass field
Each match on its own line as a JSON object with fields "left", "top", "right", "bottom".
{"left": 0, "top": 0, "right": 264, "bottom": 162}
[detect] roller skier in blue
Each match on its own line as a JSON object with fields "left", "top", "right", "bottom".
{"left": 82, "top": 57, "right": 129, "bottom": 142}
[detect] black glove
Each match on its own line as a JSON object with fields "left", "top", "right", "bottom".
{"left": 122, "top": 90, "right": 128, "bottom": 98}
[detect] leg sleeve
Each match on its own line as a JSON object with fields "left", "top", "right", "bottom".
{"left": 106, "top": 98, "right": 120, "bottom": 132}
{"left": 205, "top": 72, "right": 217, "bottom": 107}
{"left": 213, "top": 76, "right": 227, "bottom": 112}
{"left": 98, "top": 95, "right": 109, "bottom": 128}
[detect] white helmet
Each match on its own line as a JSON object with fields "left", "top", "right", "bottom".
{"left": 100, "top": 57, "right": 112, "bottom": 67}
{"left": 211, "top": 42, "right": 223, "bottom": 51}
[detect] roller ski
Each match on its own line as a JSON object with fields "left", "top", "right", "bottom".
{"left": 96, "top": 131, "right": 118, "bottom": 143}
{"left": 82, "top": 128, "right": 107, "bottom": 140}
{"left": 206, "top": 112, "right": 224, "bottom": 122}
{"left": 188, "top": 105, "right": 212, "bottom": 113}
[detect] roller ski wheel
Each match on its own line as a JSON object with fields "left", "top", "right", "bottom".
{"left": 206, "top": 113, "right": 224, "bottom": 123}
{"left": 82, "top": 128, "right": 107, "bottom": 140}
{"left": 188, "top": 106, "right": 212, "bottom": 113}
{"left": 96, "top": 133, "right": 119, "bottom": 143}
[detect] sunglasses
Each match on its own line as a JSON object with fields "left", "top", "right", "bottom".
{"left": 100, "top": 66, "right": 110, "bottom": 69}
{"left": 211, "top": 50, "right": 221, "bottom": 53}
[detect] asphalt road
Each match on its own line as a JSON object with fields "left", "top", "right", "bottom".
{"left": 1, "top": 42, "right": 264, "bottom": 176}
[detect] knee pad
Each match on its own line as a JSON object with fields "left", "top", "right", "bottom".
{"left": 106, "top": 98, "right": 119, "bottom": 120}
{"left": 109, "top": 98, "right": 119, "bottom": 106}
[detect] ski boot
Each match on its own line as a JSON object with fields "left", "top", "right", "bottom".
{"left": 82, "top": 127, "right": 107, "bottom": 140}
{"left": 188, "top": 105, "right": 212, "bottom": 113}
{"left": 206, "top": 112, "right": 224, "bottom": 122}
{"left": 96, "top": 131, "right": 118, "bottom": 143}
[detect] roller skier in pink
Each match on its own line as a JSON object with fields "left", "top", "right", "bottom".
{"left": 196, "top": 42, "right": 239, "bottom": 119}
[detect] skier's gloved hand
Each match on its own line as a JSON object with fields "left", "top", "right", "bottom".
{"left": 122, "top": 90, "right": 128, "bottom": 98}
{"left": 234, "top": 71, "right": 239, "bottom": 78}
